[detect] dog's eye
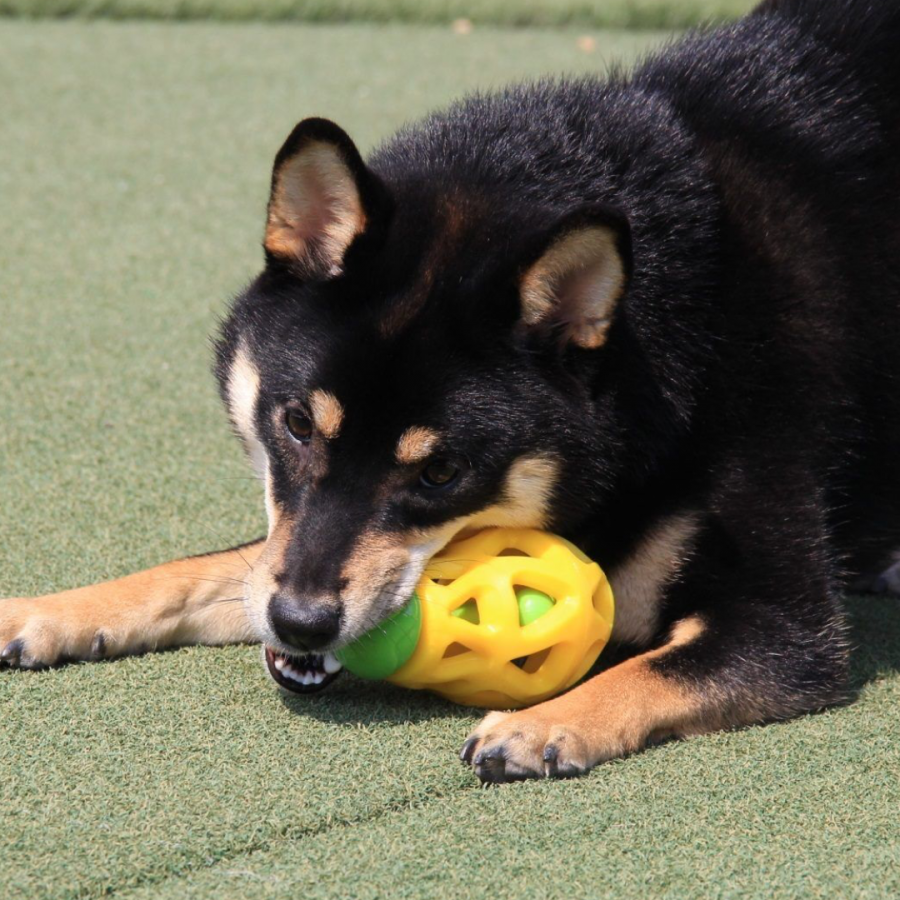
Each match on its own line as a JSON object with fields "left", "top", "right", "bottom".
{"left": 420, "top": 459, "right": 460, "bottom": 489}
{"left": 285, "top": 410, "right": 313, "bottom": 443}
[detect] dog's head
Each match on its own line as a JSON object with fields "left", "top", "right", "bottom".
{"left": 215, "top": 118, "right": 637, "bottom": 687}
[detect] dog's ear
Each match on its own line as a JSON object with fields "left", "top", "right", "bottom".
{"left": 264, "top": 118, "right": 388, "bottom": 279}
{"left": 518, "top": 205, "right": 632, "bottom": 349}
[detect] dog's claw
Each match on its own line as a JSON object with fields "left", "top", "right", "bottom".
{"left": 459, "top": 736, "right": 479, "bottom": 764}
{"left": 542, "top": 743, "right": 585, "bottom": 779}
{"left": 473, "top": 745, "right": 509, "bottom": 784}
{"left": 542, "top": 743, "right": 560, "bottom": 777}
{"left": 1, "top": 639, "right": 24, "bottom": 666}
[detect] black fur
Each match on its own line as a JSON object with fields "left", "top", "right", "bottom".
{"left": 217, "top": 0, "right": 900, "bottom": 726}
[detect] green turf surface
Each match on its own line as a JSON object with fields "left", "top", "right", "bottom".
{"left": 1, "top": 18, "right": 899, "bottom": 900}
{"left": 2, "top": 0, "right": 757, "bottom": 29}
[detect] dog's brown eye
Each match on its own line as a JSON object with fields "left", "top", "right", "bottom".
{"left": 420, "top": 459, "right": 460, "bottom": 489}
{"left": 285, "top": 410, "right": 313, "bottom": 443}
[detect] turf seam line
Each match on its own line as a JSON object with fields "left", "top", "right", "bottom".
{"left": 103, "top": 780, "right": 473, "bottom": 900}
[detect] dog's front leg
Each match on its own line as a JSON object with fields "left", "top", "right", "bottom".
{"left": 0, "top": 541, "right": 263, "bottom": 668}
{"left": 461, "top": 531, "right": 851, "bottom": 783}
{"left": 461, "top": 615, "right": 716, "bottom": 783}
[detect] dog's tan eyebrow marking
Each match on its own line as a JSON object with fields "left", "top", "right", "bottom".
{"left": 309, "top": 389, "right": 344, "bottom": 440}
{"left": 395, "top": 426, "right": 441, "bottom": 465}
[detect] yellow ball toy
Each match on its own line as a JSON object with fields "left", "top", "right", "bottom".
{"left": 335, "top": 528, "right": 614, "bottom": 709}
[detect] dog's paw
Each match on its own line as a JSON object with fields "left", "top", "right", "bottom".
{"left": 0, "top": 597, "right": 108, "bottom": 668}
{"left": 460, "top": 709, "right": 596, "bottom": 784}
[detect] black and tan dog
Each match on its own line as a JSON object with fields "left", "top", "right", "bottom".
{"left": 3, "top": 0, "right": 899, "bottom": 783}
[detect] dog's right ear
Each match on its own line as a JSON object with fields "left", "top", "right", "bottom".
{"left": 264, "top": 118, "right": 389, "bottom": 279}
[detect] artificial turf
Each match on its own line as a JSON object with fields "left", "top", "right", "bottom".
{"left": 2, "top": 0, "right": 757, "bottom": 29}
{"left": 1, "top": 18, "right": 899, "bottom": 900}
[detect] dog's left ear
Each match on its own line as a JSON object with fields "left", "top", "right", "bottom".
{"left": 264, "top": 117, "right": 389, "bottom": 279}
{"left": 518, "top": 205, "right": 632, "bottom": 349}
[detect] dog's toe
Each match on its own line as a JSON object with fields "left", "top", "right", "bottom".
{"left": 0, "top": 638, "right": 25, "bottom": 666}
{"left": 541, "top": 729, "right": 590, "bottom": 779}
{"left": 472, "top": 745, "right": 512, "bottom": 784}
{"left": 461, "top": 708, "right": 600, "bottom": 784}
{"left": 0, "top": 601, "right": 73, "bottom": 668}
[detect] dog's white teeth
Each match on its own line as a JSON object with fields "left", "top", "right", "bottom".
{"left": 282, "top": 663, "right": 302, "bottom": 682}
{"left": 310, "top": 671, "right": 326, "bottom": 685}
{"left": 273, "top": 656, "right": 286, "bottom": 672}
{"left": 323, "top": 652, "right": 342, "bottom": 674}
{"left": 301, "top": 671, "right": 314, "bottom": 686}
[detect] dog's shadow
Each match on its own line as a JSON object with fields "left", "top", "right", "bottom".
{"left": 281, "top": 592, "right": 900, "bottom": 726}
{"left": 844, "top": 592, "right": 900, "bottom": 690}
{"left": 279, "top": 672, "right": 477, "bottom": 726}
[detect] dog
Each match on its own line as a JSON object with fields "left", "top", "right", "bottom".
{"left": 2, "top": 0, "right": 899, "bottom": 784}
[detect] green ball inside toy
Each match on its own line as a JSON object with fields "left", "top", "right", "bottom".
{"left": 335, "top": 593, "right": 422, "bottom": 680}
{"left": 450, "top": 588, "right": 554, "bottom": 626}
{"left": 514, "top": 587, "right": 555, "bottom": 625}
{"left": 336, "top": 587, "right": 555, "bottom": 681}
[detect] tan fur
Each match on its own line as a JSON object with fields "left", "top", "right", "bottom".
{"left": 609, "top": 513, "right": 701, "bottom": 645}
{"left": 338, "top": 532, "right": 414, "bottom": 637}
{"left": 309, "top": 389, "right": 345, "bottom": 440}
{"left": 395, "top": 426, "right": 441, "bottom": 465}
{"left": 226, "top": 341, "right": 267, "bottom": 478}
{"left": 242, "top": 513, "right": 297, "bottom": 644}
{"left": 463, "top": 454, "right": 560, "bottom": 532}
{"left": 520, "top": 226, "right": 625, "bottom": 349}
{"left": 265, "top": 142, "right": 366, "bottom": 276}
{"left": 465, "top": 614, "right": 719, "bottom": 779}
{"left": 0, "top": 544, "right": 263, "bottom": 668}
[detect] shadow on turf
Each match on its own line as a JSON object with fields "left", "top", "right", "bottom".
{"left": 278, "top": 593, "right": 900, "bottom": 727}
{"left": 845, "top": 592, "right": 900, "bottom": 690}
{"left": 278, "top": 674, "right": 477, "bottom": 726}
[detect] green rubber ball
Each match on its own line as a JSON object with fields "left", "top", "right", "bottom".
{"left": 335, "top": 593, "right": 422, "bottom": 680}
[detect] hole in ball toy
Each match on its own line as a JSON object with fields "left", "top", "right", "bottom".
{"left": 442, "top": 642, "right": 471, "bottom": 659}
{"left": 450, "top": 599, "right": 480, "bottom": 624}
{"left": 519, "top": 646, "right": 552, "bottom": 674}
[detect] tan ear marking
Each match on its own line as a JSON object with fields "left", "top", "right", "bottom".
{"left": 520, "top": 225, "right": 625, "bottom": 349}
{"left": 396, "top": 426, "right": 441, "bottom": 465}
{"left": 265, "top": 141, "right": 366, "bottom": 275}
{"left": 309, "top": 389, "right": 345, "bottom": 440}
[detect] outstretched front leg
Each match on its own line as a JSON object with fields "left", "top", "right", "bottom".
{"left": 461, "top": 515, "right": 851, "bottom": 783}
{"left": 0, "top": 540, "right": 264, "bottom": 668}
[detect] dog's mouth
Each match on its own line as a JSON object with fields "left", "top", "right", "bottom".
{"left": 264, "top": 646, "right": 343, "bottom": 695}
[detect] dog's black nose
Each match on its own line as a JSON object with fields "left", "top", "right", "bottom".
{"left": 268, "top": 595, "right": 341, "bottom": 651}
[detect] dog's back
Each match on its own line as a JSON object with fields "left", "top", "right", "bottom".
{"left": 632, "top": 0, "right": 900, "bottom": 577}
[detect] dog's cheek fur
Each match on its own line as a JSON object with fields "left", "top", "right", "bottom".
{"left": 222, "top": 339, "right": 267, "bottom": 480}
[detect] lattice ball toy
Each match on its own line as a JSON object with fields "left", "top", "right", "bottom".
{"left": 336, "top": 528, "right": 615, "bottom": 709}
